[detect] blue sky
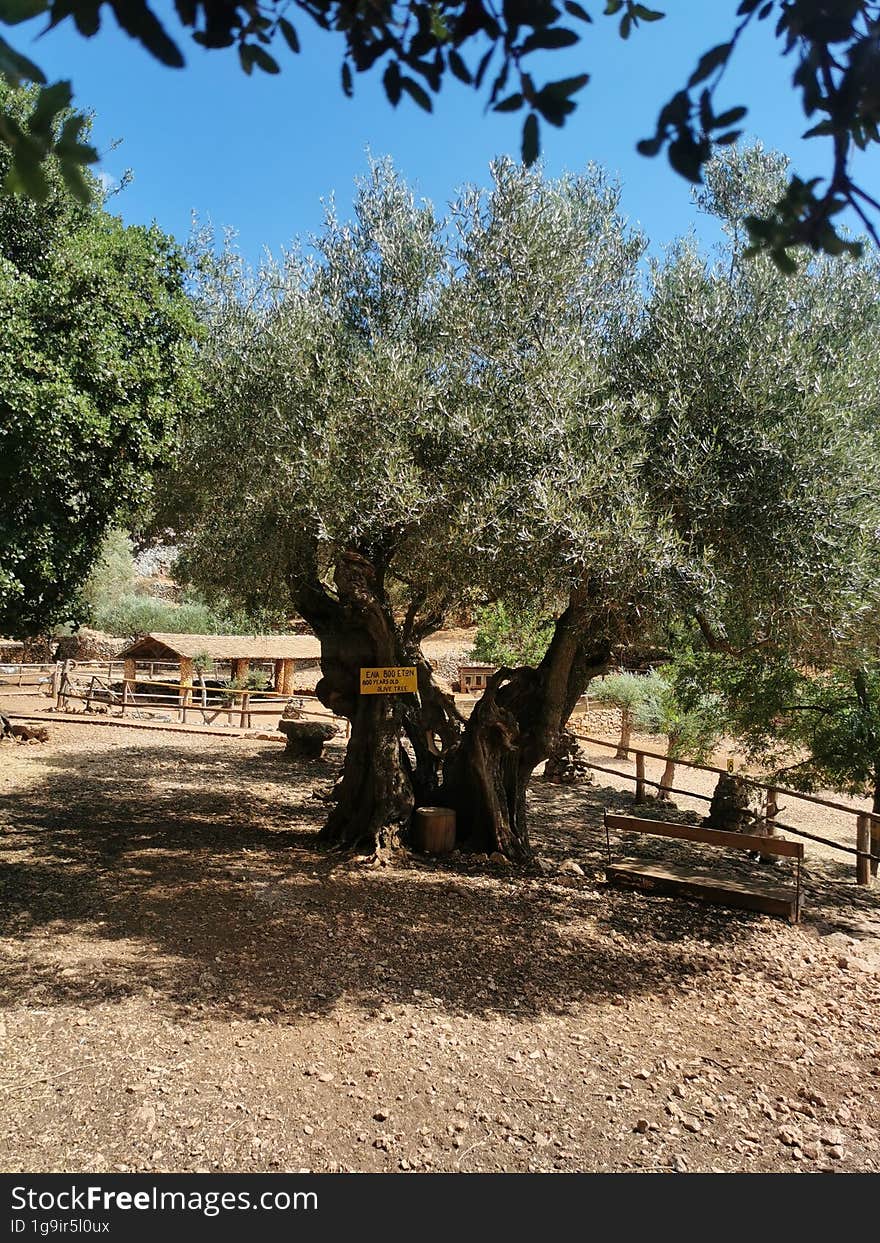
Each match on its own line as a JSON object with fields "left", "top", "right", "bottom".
{"left": 15, "top": 1, "right": 880, "bottom": 263}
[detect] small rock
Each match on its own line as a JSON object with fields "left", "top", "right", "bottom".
{"left": 558, "top": 859, "right": 584, "bottom": 877}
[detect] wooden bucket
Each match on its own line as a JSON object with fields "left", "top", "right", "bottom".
{"left": 413, "top": 806, "right": 456, "bottom": 855}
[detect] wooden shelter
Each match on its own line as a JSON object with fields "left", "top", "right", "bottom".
{"left": 117, "top": 632, "right": 321, "bottom": 698}
{"left": 458, "top": 663, "right": 497, "bottom": 694}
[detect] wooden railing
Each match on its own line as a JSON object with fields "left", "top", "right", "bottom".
{"left": 570, "top": 731, "right": 880, "bottom": 887}
{"left": 53, "top": 672, "right": 342, "bottom": 731}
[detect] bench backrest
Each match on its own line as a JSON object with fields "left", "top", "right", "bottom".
{"left": 604, "top": 813, "right": 804, "bottom": 860}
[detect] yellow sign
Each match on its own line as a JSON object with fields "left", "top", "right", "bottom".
{"left": 360, "top": 666, "right": 418, "bottom": 695}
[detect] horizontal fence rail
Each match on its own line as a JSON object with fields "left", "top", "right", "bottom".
{"left": 571, "top": 730, "right": 880, "bottom": 884}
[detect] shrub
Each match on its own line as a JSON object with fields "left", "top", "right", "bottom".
{"left": 470, "top": 602, "right": 554, "bottom": 668}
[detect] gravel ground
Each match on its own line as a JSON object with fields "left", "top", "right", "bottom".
{"left": 1, "top": 693, "right": 879, "bottom": 1175}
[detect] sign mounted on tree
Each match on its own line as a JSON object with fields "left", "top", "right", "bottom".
{"left": 360, "top": 666, "right": 418, "bottom": 695}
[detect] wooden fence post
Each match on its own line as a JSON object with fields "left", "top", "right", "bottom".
{"left": 764, "top": 787, "right": 779, "bottom": 836}
{"left": 634, "top": 751, "right": 645, "bottom": 803}
{"left": 856, "top": 814, "right": 871, "bottom": 886}
{"left": 870, "top": 814, "right": 880, "bottom": 881}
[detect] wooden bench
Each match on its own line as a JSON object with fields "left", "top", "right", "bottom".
{"left": 603, "top": 812, "right": 804, "bottom": 923}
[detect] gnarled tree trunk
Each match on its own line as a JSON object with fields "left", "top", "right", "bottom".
{"left": 320, "top": 692, "right": 413, "bottom": 850}
{"left": 293, "top": 551, "right": 461, "bottom": 853}
{"left": 441, "top": 593, "right": 614, "bottom": 862}
{"left": 293, "top": 551, "right": 415, "bottom": 852}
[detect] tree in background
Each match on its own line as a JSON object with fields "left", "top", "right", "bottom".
{"left": 590, "top": 670, "right": 649, "bottom": 758}
{"left": 632, "top": 667, "right": 723, "bottom": 799}
{"left": 470, "top": 602, "right": 555, "bottom": 669}
{"left": 0, "top": 82, "right": 198, "bottom": 637}
{"left": 81, "top": 528, "right": 137, "bottom": 614}
{"left": 3, "top": 2, "right": 879, "bottom": 263}
{"left": 675, "top": 654, "right": 880, "bottom": 816}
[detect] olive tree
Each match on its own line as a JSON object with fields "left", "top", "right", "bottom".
{"left": 590, "top": 670, "right": 649, "bottom": 758}
{"left": 169, "top": 147, "right": 880, "bottom": 861}
{"left": 164, "top": 155, "right": 649, "bottom": 854}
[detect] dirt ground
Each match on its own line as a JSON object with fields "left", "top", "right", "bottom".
{"left": 1, "top": 699, "right": 879, "bottom": 1174}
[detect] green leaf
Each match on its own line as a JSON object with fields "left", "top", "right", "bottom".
{"left": 0, "top": 34, "right": 47, "bottom": 84}
{"left": 400, "top": 75, "right": 432, "bottom": 112}
{"left": 712, "top": 105, "right": 747, "bottom": 128}
{"left": 494, "top": 92, "right": 524, "bottom": 113}
{"left": 521, "top": 111, "right": 539, "bottom": 164}
{"left": 4, "top": 144, "right": 50, "bottom": 199}
{"left": 108, "top": 1, "right": 185, "bottom": 69}
{"left": 448, "top": 48, "right": 472, "bottom": 84}
{"left": 250, "top": 45, "right": 280, "bottom": 75}
{"left": 27, "top": 80, "right": 72, "bottom": 134}
{"left": 383, "top": 60, "right": 401, "bottom": 107}
{"left": 278, "top": 17, "right": 300, "bottom": 54}
{"left": 667, "top": 133, "right": 707, "bottom": 182}
{"left": 563, "top": 1, "right": 592, "bottom": 20}
{"left": 341, "top": 60, "right": 353, "bottom": 98}
{"left": 58, "top": 157, "right": 92, "bottom": 203}
{"left": 687, "top": 43, "right": 732, "bottom": 88}
{"left": 632, "top": 5, "right": 664, "bottom": 19}
{"left": 521, "top": 28, "right": 579, "bottom": 53}
{"left": 0, "top": 0, "right": 48, "bottom": 25}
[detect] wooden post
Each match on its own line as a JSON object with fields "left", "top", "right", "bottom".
{"left": 870, "top": 813, "right": 880, "bottom": 880}
{"left": 856, "top": 814, "right": 871, "bottom": 886}
{"left": 764, "top": 787, "right": 779, "bottom": 835}
{"left": 123, "top": 658, "right": 136, "bottom": 710}
{"left": 52, "top": 663, "right": 61, "bottom": 709}
{"left": 281, "top": 659, "right": 296, "bottom": 697}
{"left": 240, "top": 691, "right": 250, "bottom": 729}
{"left": 758, "top": 787, "right": 779, "bottom": 863}
{"left": 635, "top": 751, "right": 645, "bottom": 803}
{"left": 273, "top": 659, "right": 284, "bottom": 693}
{"left": 233, "top": 658, "right": 249, "bottom": 683}
{"left": 179, "top": 657, "right": 193, "bottom": 724}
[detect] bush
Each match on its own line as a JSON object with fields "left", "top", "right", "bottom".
{"left": 470, "top": 602, "right": 554, "bottom": 668}
{"left": 88, "top": 592, "right": 268, "bottom": 640}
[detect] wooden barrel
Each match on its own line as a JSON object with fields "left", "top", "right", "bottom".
{"left": 413, "top": 806, "right": 456, "bottom": 855}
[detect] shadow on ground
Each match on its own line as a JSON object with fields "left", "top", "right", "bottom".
{"left": 1, "top": 740, "right": 876, "bottom": 1023}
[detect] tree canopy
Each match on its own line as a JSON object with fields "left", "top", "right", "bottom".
{"left": 0, "top": 82, "right": 199, "bottom": 636}
{"left": 1, "top": 2, "right": 879, "bottom": 263}
{"left": 162, "top": 145, "right": 880, "bottom": 857}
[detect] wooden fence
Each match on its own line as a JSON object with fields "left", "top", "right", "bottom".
{"left": 570, "top": 731, "right": 880, "bottom": 887}
{"left": 53, "top": 672, "right": 345, "bottom": 731}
